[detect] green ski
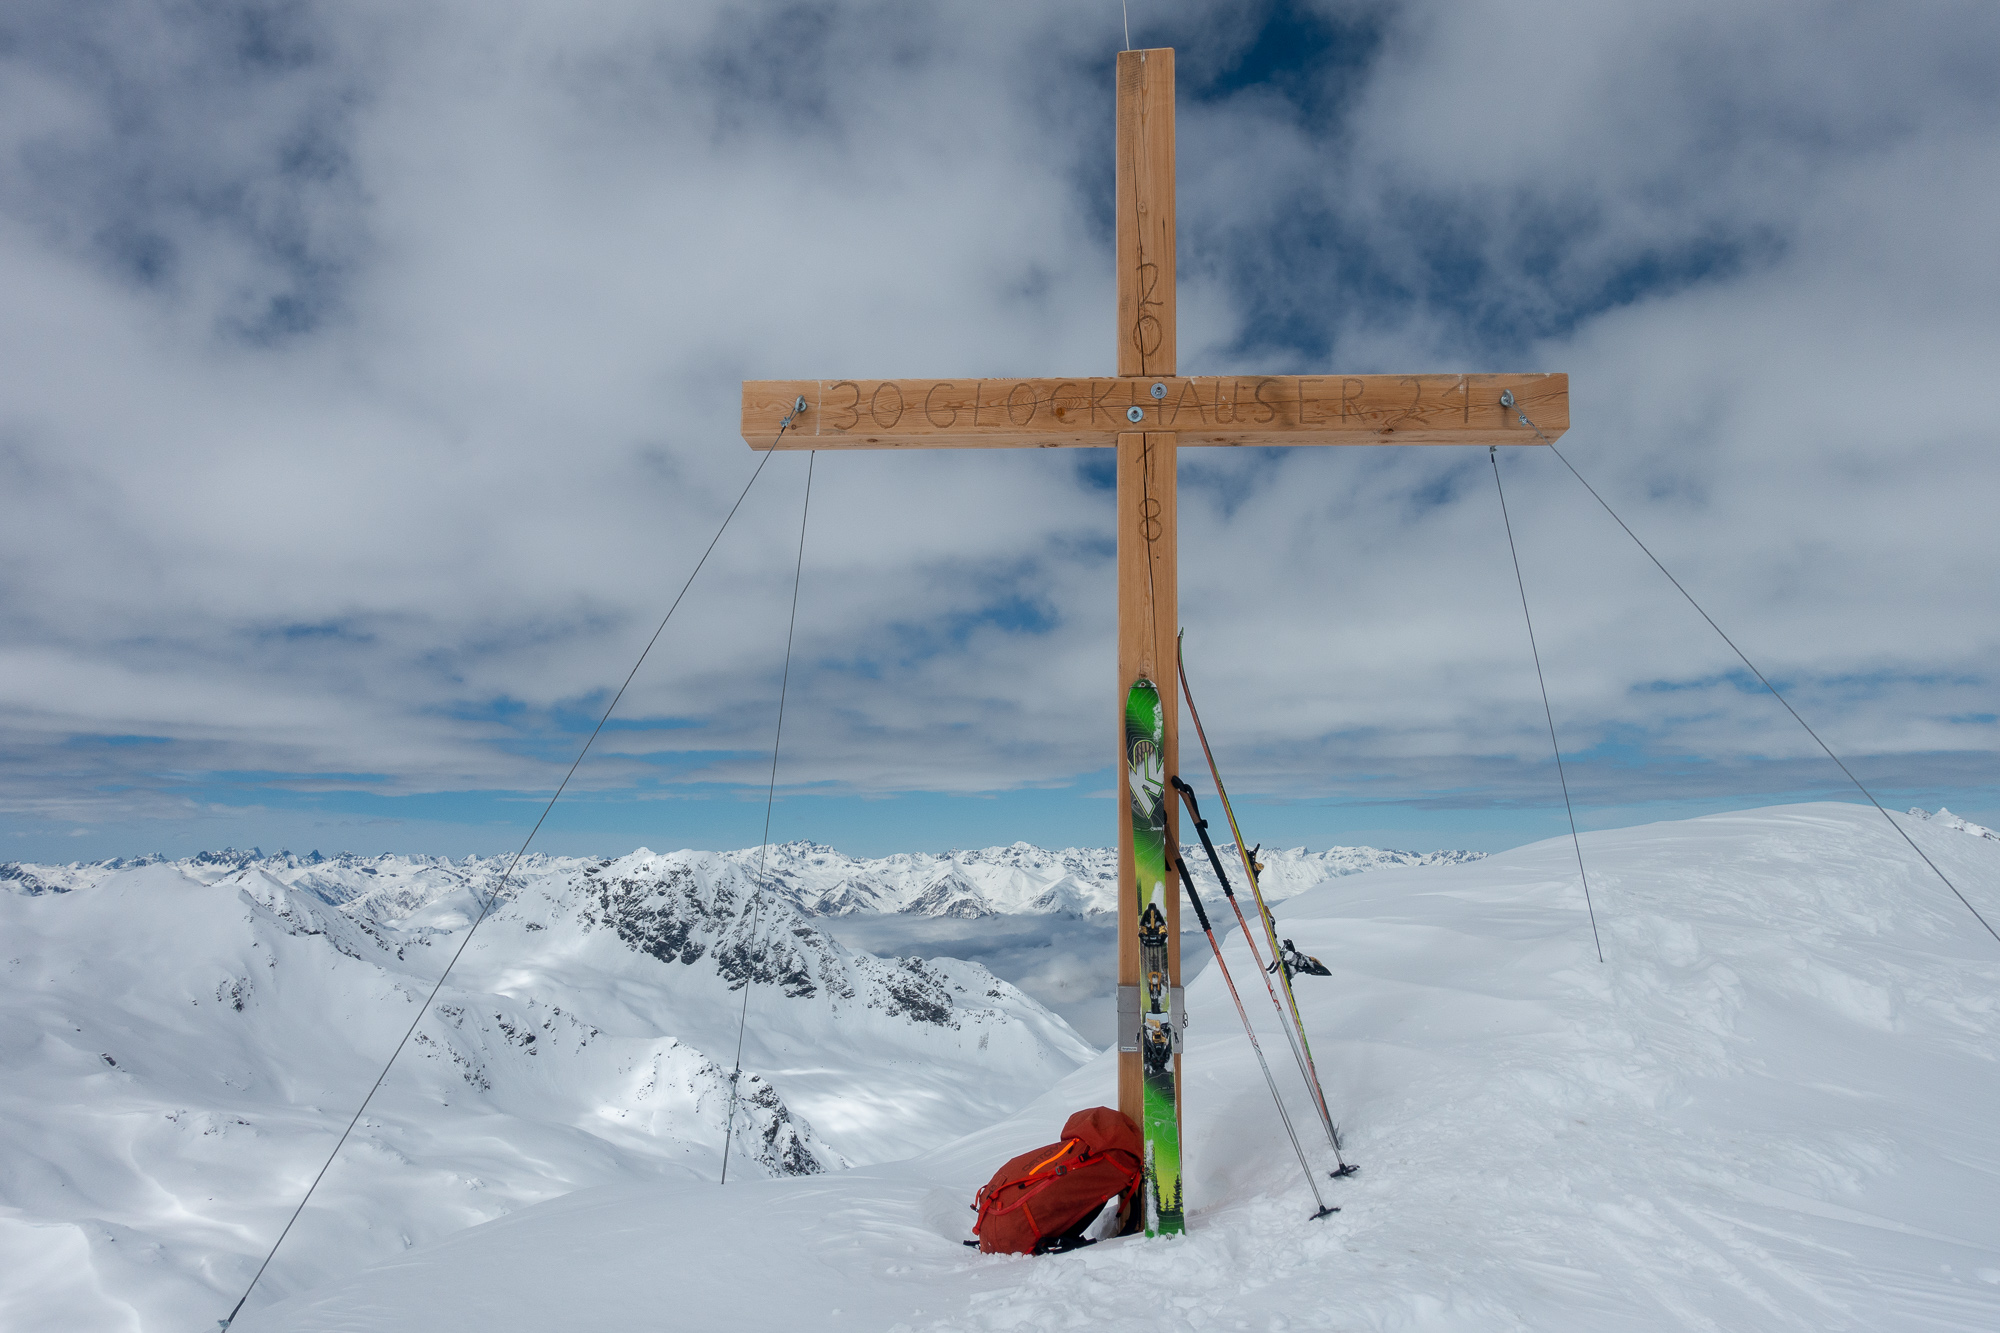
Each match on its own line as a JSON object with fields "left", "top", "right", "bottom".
{"left": 1125, "top": 677, "right": 1185, "bottom": 1236}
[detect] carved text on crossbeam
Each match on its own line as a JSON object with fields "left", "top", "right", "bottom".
{"left": 742, "top": 374, "right": 1567, "bottom": 449}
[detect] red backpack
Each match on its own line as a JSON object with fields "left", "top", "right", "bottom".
{"left": 971, "top": 1107, "right": 1144, "bottom": 1255}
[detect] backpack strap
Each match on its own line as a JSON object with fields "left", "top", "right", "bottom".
{"left": 973, "top": 1138, "right": 1085, "bottom": 1233}
{"left": 973, "top": 1139, "right": 1144, "bottom": 1239}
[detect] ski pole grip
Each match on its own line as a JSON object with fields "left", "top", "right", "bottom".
{"left": 1169, "top": 775, "right": 1206, "bottom": 828}
{"left": 1172, "top": 777, "right": 1240, "bottom": 899}
{"left": 1173, "top": 856, "right": 1214, "bottom": 932}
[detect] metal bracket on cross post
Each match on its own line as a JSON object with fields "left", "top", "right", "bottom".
{"left": 1117, "top": 984, "right": 1187, "bottom": 1053}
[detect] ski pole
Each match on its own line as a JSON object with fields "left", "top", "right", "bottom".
{"left": 1176, "top": 633, "right": 1357, "bottom": 1177}
{"left": 1173, "top": 778, "right": 1309, "bottom": 1085}
{"left": 1173, "top": 776, "right": 1354, "bottom": 1175}
{"left": 1174, "top": 854, "right": 1337, "bottom": 1220}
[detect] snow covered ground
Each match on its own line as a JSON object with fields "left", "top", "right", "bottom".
{"left": 230, "top": 803, "right": 2000, "bottom": 1333}
{"left": 8, "top": 803, "right": 1999, "bottom": 1331}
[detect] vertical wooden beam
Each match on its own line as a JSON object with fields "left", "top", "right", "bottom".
{"left": 1116, "top": 49, "right": 1176, "bottom": 380}
{"left": 1115, "top": 48, "right": 1177, "bottom": 1139}
{"left": 1115, "top": 428, "right": 1180, "bottom": 1014}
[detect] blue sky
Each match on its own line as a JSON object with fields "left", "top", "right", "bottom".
{"left": 3, "top": 0, "right": 1998, "bottom": 862}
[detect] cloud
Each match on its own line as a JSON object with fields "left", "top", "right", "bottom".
{"left": 1, "top": 0, "right": 1997, "bottom": 857}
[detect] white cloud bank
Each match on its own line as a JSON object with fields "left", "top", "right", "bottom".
{"left": 1, "top": 0, "right": 1996, "bottom": 855}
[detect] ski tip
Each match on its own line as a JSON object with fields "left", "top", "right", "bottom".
{"left": 1311, "top": 1204, "right": 1341, "bottom": 1221}
{"left": 1329, "top": 1164, "right": 1360, "bottom": 1179}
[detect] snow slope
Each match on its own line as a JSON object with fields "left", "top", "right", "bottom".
{"left": 0, "top": 850, "right": 1091, "bottom": 1330}
{"left": 242, "top": 804, "right": 2000, "bottom": 1332}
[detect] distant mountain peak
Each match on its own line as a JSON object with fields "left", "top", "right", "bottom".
{"left": 1908, "top": 806, "right": 1999, "bottom": 841}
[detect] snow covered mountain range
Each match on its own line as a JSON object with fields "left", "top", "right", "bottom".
{"left": 1, "top": 835, "right": 1482, "bottom": 921}
{"left": 0, "top": 844, "right": 1094, "bottom": 1327}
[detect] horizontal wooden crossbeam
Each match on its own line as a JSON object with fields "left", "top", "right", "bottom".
{"left": 741, "top": 374, "right": 1566, "bottom": 450}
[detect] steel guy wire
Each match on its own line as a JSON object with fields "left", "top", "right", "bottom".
{"left": 216, "top": 421, "right": 796, "bottom": 1330}
{"left": 1489, "top": 445, "right": 1605, "bottom": 963}
{"left": 721, "top": 448, "right": 816, "bottom": 1184}
{"left": 1500, "top": 391, "right": 2000, "bottom": 948}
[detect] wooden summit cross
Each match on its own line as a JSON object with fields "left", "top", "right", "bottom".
{"left": 741, "top": 50, "right": 1567, "bottom": 1152}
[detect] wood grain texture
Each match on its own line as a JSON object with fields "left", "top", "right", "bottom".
{"left": 1117, "top": 48, "right": 1175, "bottom": 379}
{"left": 741, "top": 374, "right": 1568, "bottom": 449}
{"left": 1116, "top": 49, "right": 1176, "bottom": 1138}
{"left": 1116, "top": 430, "right": 1178, "bottom": 1133}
